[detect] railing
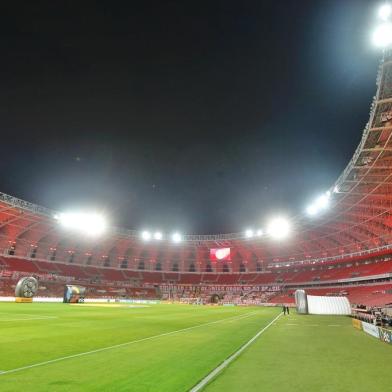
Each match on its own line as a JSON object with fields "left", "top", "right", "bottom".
{"left": 0, "top": 192, "right": 54, "bottom": 217}
{"left": 269, "top": 245, "right": 392, "bottom": 268}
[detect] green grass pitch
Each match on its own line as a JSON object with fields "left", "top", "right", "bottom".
{"left": 0, "top": 302, "right": 390, "bottom": 391}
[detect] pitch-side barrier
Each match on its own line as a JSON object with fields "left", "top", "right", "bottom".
{"left": 0, "top": 296, "right": 159, "bottom": 304}
{"left": 352, "top": 318, "right": 392, "bottom": 345}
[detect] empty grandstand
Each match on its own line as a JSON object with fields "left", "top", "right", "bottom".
{"left": 1, "top": 43, "right": 392, "bottom": 306}
{"left": 2, "top": 3, "right": 392, "bottom": 392}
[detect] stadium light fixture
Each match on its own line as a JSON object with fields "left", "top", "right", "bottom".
{"left": 245, "top": 229, "right": 254, "bottom": 238}
{"left": 373, "top": 4, "right": 392, "bottom": 47}
{"left": 141, "top": 231, "right": 151, "bottom": 241}
{"left": 306, "top": 205, "right": 318, "bottom": 216}
{"left": 315, "top": 194, "right": 330, "bottom": 209}
{"left": 172, "top": 232, "right": 182, "bottom": 243}
{"left": 267, "top": 217, "right": 290, "bottom": 240}
{"left": 153, "top": 231, "right": 163, "bottom": 240}
{"left": 373, "top": 22, "right": 392, "bottom": 47}
{"left": 306, "top": 191, "right": 331, "bottom": 217}
{"left": 56, "top": 212, "right": 107, "bottom": 237}
{"left": 379, "top": 3, "right": 392, "bottom": 21}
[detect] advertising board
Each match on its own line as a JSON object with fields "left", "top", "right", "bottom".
{"left": 361, "top": 321, "right": 380, "bottom": 338}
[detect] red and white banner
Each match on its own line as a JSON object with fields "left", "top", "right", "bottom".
{"left": 210, "top": 248, "right": 231, "bottom": 261}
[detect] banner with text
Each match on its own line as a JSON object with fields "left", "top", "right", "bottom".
{"left": 361, "top": 321, "right": 380, "bottom": 339}
{"left": 158, "top": 285, "right": 281, "bottom": 293}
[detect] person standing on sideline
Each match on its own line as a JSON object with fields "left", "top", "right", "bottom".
{"left": 286, "top": 306, "right": 290, "bottom": 315}
{"left": 282, "top": 305, "right": 286, "bottom": 315}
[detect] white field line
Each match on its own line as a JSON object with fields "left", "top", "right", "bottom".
{"left": 0, "top": 313, "right": 56, "bottom": 317}
{"left": 189, "top": 312, "right": 283, "bottom": 392}
{"left": 0, "top": 312, "right": 57, "bottom": 321}
{"left": 0, "top": 317, "right": 58, "bottom": 322}
{"left": 0, "top": 311, "right": 260, "bottom": 376}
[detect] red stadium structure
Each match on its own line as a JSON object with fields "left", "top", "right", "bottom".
{"left": 1, "top": 49, "right": 392, "bottom": 307}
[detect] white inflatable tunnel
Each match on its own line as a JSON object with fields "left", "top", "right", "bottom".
{"left": 294, "top": 290, "right": 351, "bottom": 315}
{"left": 307, "top": 295, "right": 351, "bottom": 315}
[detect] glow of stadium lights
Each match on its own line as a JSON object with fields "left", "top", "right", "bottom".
{"left": 256, "top": 229, "right": 263, "bottom": 237}
{"left": 315, "top": 194, "right": 329, "bottom": 209}
{"left": 306, "top": 205, "right": 318, "bottom": 216}
{"left": 153, "top": 231, "right": 163, "bottom": 240}
{"left": 245, "top": 229, "right": 254, "bottom": 238}
{"left": 56, "top": 212, "right": 107, "bottom": 236}
{"left": 141, "top": 231, "right": 151, "bottom": 241}
{"left": 379, "top": 4, "right": 392, "bottom": 21}
{"left": 267, "top": 217, "right": 290, "bottom": 240}
{"left": 172, "top": 232, "right": 182, "bottom": 243}
{"left": 306, "top": 191, "right": 331, "bottom": 217}
{"left": 373, "top": 22, "right": 392, "bottom": 47}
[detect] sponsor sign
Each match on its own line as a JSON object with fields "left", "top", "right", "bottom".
{"left": 361, "top": 321, "right": 380, "bottom": 339}
{"left": 15, "top": 297, "right": 33, "bottom": 303}
{"left": 378, "top": 327, "right": 392, "bottom": 345}
{"left": 352, "top": 318, "right": 362, "bottom": 330}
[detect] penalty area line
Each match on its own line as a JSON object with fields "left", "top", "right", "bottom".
{"left": 189, "top": 312, "right": 283, "bottom": 392}
{"left": 0, "top": 310, "right": 260, "bottom": 376}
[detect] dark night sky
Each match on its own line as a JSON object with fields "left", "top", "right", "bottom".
{"left": 0, "top": 0, "right": 382, "bottom": 234}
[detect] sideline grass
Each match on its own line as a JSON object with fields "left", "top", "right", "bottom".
{"left": 205, "top": 313, "right": 392, "bottom": 392}
{"left": 0, "top": 303, "right": 279, "bottom": 391}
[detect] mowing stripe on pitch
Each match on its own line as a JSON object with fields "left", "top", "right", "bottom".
{"left": 0, "top": 310, "right": 261, "bottom": 376}
{"left": 189, "top": 312, "right": 283, "bottom": 392}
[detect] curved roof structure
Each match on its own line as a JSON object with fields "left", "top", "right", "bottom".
{"left": 1, "top": 50, "right": 392, "bottom": 272}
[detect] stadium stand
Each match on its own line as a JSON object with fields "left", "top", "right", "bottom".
{"left": 1, "top": 252, "right": 391, "bottom": 306}
{"left": 1, "top": 47, "right": 392, "bottom": 307}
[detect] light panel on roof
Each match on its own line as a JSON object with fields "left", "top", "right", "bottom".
{"left": 56, "top": 212, "right": 107, "bottom": 237}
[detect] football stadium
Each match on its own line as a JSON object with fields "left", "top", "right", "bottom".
{"left": 1, "top": 2, "right": 392, "bottom": 392}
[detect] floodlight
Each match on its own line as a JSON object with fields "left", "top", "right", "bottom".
{"left": 172, "top": 232, "right": 182, "bottom": 243}
{"left": 379, "top": 4, "right": 392, "bottom": 21}
{"left": 306, "top": 205, "right": 318, "bottom": 216}
{"left": 267, "top": 217, "right": 290, "bottom": 240}
{"left": 306, "top": 191, "right": 331, "bottom": 216}
{"left": 315, "top": 194, "right": 330, "bottom": 209}
{"left": 245, "top": 229, "right": 254, "bottom": 238}
{"left": 153, "top": 231, "right": 163, "bottom": 240}
{"left": 56, "top": 212, "right": 107, "bottom": 236}
{"left": 373, "top": 22, "right": 392, "bottom": 47}
{"left": 256, "top": 229, "right": 263, "bottom": 237}
{"left": 141, "top": 231, "right": 151, "bottom": 241}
